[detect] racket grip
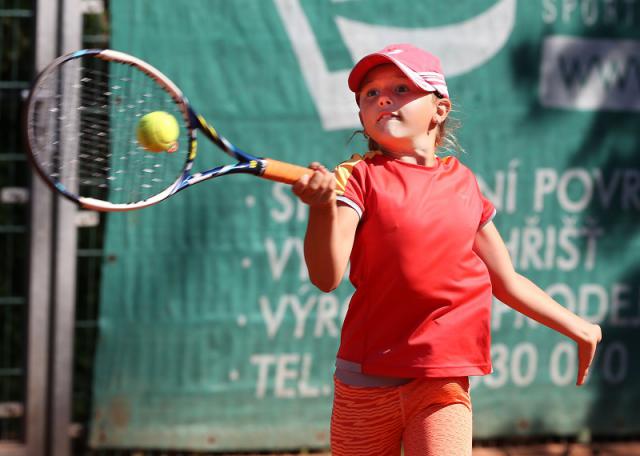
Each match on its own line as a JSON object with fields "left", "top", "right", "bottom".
{"left": 261, "top": 158, "right": 313, "bottom": 185}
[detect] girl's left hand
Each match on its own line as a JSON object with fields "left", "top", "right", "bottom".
{"left": 576, "top": 323, "right": 602, "bottom": 386}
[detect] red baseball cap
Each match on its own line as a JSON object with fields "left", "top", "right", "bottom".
{"left": 348, "top": 43, "right": 449, "bottom": 99}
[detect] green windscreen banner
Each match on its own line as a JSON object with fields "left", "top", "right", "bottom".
{"left": 91, "top": 0, "right": 640, "bottom": 450}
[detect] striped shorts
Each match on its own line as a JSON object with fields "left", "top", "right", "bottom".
{"left": 331, "top": 375, "right": 472, "bottom": 456}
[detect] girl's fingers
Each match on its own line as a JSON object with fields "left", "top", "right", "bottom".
{"left": 308, "top": 162, "right": 327, "bottom": 171}
{"left": 576, "top": 324, "right": 602, "bottom": 386}
{"left": 292, "top": 166, "right": 335, "bottom": 207}
{"left": 309, "top": 169, "right": 334, "bottom": 189}
{"left": 311, "top": 169, "right": 325, "bottom": 186}
{"left": 292, "top": 174, "right": 310, "bottom": 195}
{"left": 577, "top": 349, "right": 595, "bottom": 385}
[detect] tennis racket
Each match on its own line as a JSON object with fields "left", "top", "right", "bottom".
{"left": 24, "top": 48, "right": 312, "bottom": 212}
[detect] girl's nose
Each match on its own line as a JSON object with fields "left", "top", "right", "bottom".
{"left": 378, "top": 96, "right": 392, "bottom": 107}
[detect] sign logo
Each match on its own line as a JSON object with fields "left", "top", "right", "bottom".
{"left": 540, "top": 35, "right": 640, "bottom": 111}
{"left": 274, "top": 0, "right": 517, "bottom": 130}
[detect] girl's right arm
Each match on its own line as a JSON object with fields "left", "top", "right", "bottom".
{"left": 293, "top": 163, "right": 359, "bottom": 292}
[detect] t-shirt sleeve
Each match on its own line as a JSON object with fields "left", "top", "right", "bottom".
{"left": 479, "top": 193, "right": 496, "bottom": 228}
{"left": 472, "top": 172, "right": 496, "bottom": 229}
{"left": 334, "top": 155, "right": 367, "bottom": 218}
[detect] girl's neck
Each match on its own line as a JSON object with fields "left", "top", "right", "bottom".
{"left": 380, "top": 147, "right": 438, "bottom": 167}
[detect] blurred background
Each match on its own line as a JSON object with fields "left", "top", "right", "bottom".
{"left": 1, "top": 0, "right": 639, "bottom": 455}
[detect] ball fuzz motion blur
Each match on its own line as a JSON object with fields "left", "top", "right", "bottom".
{"left": 136, "top": 111, "right": 180, "bottom": 152}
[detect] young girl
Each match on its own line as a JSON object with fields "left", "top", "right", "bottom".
{"left": 292, "top": 44, "right": 602, "bottom": 456}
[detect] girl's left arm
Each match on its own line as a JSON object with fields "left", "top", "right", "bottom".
{"left": 473, "top": 221, "right": 602, "bottom": 386}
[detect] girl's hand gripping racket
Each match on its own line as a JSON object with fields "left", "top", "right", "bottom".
{"left": 24, "top": 49, "right": 312, "bottom": 212}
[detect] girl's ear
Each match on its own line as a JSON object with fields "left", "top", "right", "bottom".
{"left": 434, "top": 97, "right": 452, "bottom": 124}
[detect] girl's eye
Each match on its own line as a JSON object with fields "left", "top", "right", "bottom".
{"left": 395, "top": 84, "right": 410, "bottom": 94}
{"left": 365, "top": 88, "right": 379, "bottom": 97}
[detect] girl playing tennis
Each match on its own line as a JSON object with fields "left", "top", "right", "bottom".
{"left": 292, "top": 44, "right": 602, "bottom": 456}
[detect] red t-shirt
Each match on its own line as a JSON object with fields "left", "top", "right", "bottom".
{"left": 334, "top": 152, "right": 496, "bottom": 378}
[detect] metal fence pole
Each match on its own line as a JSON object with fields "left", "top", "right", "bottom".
{"left": 48, "top": 0, "right": 82, "bottom": 454}
{"left": 23, "top": 0, "right": 60, "bottom": 453}
{"left": 23, "top": 0, "right": 82, "bottom": 455}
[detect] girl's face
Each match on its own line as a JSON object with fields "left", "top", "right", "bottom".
{"left": 357, "top": 64, "right": 448, "bottom": 154}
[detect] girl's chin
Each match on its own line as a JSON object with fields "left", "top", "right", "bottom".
{"left": 371, "top": 126, "right": 415, "bottom": 140}
{"left": 372, "top": 131, "right": 405, "bottom": 142}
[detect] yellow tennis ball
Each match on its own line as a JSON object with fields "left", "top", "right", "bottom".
{"left": 136, "top": 111, "right": 180, "bottom": 152}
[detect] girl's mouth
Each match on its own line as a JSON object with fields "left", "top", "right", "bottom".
{"left": 377, "top": 111, "right": 400, "bottom": 122}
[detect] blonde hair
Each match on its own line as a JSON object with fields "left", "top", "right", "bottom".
{"left": 355, "top": 95, "right": 465, "bottom": 156}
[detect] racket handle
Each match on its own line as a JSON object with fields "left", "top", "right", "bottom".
{"left": 261, "top": 158, "right": 313, "bottom": 185}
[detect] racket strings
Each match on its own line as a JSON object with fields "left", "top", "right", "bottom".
{"left": 120, "top": 67, "right": 165, "bottom": 197}
{"left": 109, "top": 63, "right": 184, "bottom": 200}
{"left": 80, "top": 63, "right": 172, "bottom": 194}
{"left": 28, "top": 54, "right": 188, "bottom": 205}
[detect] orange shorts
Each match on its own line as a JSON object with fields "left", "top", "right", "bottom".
{"left": 331, "top": 376, "right": 472, "bottom": 456}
